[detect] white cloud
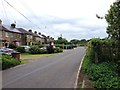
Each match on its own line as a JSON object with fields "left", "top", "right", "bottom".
{"left": 0, "top": 0, "right": 115, "bottom": 40}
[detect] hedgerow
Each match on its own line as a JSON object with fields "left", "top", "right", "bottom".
{"left": 82, "top": 39, "right": 119, "bottom": 88}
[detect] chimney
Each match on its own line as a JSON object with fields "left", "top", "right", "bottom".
{"left": 11, "top": 23, "right": 16, "bottom": 28}
{"left": 38, "top": 32, "right": 41, "bottom": 35}
{"left": 34, "top": 31, "right": 37, "bottom": 34}
{"left": 29, "top": 29, "right": 32, "bottom": 32}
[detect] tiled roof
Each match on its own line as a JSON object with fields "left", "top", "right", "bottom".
{"left": 17, "top": 28, "right": 32, "bottom": 35}
{"left": 2, "top": 25, "right": 22, "bottom": 34}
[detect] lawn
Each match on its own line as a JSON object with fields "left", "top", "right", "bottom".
{"left": 20, "top": 53, "right": 56, "bottom": 64}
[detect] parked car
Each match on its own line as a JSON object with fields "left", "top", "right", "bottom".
{"left": 40, "top": 46, "right": 47, "bottom": 50}
{"left": 21, "top": 46, "right": 30, "bottom": 52}
{"left": 0, "top": 48, "right": 15, "bottom": 55}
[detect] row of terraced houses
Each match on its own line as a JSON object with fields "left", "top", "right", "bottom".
{"left": 0, "top": 20, "right": 54, "bottom": 48}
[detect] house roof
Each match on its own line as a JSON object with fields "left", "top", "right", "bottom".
{"left": 2, "top": 25, "right": 22, "bottom": 34}
{"left": 33, "top": 33, "right": 40, "bottom": 37}
{"left": 17, "top": 28, "right": 32, "bottom": 35}
{"left": 28, "top": 30, "right": 41, "bottom": 37}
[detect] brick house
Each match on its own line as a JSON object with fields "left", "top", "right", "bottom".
{"left": 17, "top": 28, "right": 33, "bottom": 46}
{"left": 1, "top": 23, "right": 22, "bottom": 47}
{"left": 0, "top": 19, "right": 54, "bottom": 48}
{"left": 28, "top": 30, "right": 45, "bottom": 45}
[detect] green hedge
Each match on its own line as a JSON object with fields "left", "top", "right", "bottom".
{"left": 90, "top": 38, "right": 119, "bottom": 63}
{"left": 82, "top": 48, "right": 119, "bottom": 88}
{"left": 2, "top": 55, "right": 21, "bottom": 70}
{"left": 53, "top": 47, "right": 63, "bottom": 53}
{"left": 29, "top": 46, "right": 47, "bottom": 54}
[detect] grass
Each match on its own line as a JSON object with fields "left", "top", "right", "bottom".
{"left": 20, "top": 53, "right": 57, "bottom": 64}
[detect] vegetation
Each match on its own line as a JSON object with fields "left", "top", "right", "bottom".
{"left": 82, "top": 2, "right": 120, "bottom": 88}
{"left": 21, "top": 53, "right": 56, "bottom": 60}
{"left": 16, "top": 46, "right": 26, "bottom": 53}
{"left": 105, "top": 1, "right": 120, "bottom": 70}
{"left": 54, "top": 37, "right": 87, "bottom": 49}
{"left": 8, "top": 43, "right": 16, "bottom": 49}
{"left": 29, "top": 45, "right": 63, "bottom": 54}
{"left": 54, "top": 37, "right": 69, "bottom": 44}
{"left": 2, "top": 55, "right": 21, "bottom": 70}
{"left": 29, "top": 45, "right": 47, "bottom": 54}
{"left": 82, "top": 45, "right": 119, "bottom": 88}
{"left": 53, "top": 47, "right": 63, "bottom": 53}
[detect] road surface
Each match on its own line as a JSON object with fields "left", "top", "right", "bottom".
{"left": 2, "top": 47, "right": 86, "bottom": 88}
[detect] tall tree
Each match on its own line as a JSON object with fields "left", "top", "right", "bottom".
{"left": 55, "top": 37, "right": 68, "bottom": 44}
{"left": 105, "top": 1, "right": 120, "bottom": 62}
{"left": 105, "top": 1, "right": 120, "bottom": 40}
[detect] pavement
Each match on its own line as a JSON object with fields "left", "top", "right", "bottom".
{"left": 2, "top": 47, "right": 86, "bottom": 88}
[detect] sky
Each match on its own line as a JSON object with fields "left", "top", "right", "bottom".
{"left": 0, "top": 0, "right": 115, "bottom": 40}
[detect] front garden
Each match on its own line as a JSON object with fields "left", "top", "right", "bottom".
{"left": 1, "top": 44, "right": 63, "bottom": 70}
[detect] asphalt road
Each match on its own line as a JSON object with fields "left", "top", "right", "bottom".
{"left": 2, "top": 47, "right": 86, "bottom": 88}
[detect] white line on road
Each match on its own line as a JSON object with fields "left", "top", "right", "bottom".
{"left": 74, "top": 53, "right": 86, "bottom": 89}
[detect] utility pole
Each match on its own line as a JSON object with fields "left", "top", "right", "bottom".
{"left": 0, "top": 20, "right": 2, "bottom": 48}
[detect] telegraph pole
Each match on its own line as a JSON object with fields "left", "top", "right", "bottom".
{"left": 0, "top": 20, "right": 2, "bottom": 48}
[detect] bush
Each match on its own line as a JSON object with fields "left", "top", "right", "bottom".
{"left": 38, "top": 44, "right": 44, "bottom": 48}
{"left": 29, "top": 46, "right": 40, "bottom": 54}
{"left": 53, "top": 47, "right": 63, "bottom": 53}
{"left": 8, "top": 43, "right": 16, "bottom": 49}
{"left": 82, "top": 48, "right": 119, "bottom": 88}
{"left": 55, "top": 44, "right": 63, "bottom": 49}
{"left": 16, "top": 46, "right": 25, "bottom": 53}
{"left": 2, "top": 55, "right": 21, "bottom": 70}
{"left": 29, "top": 46, "right": 47, "bottom": 54}
{"left": 39, "top": 49, "right": 47, "bottom": 54}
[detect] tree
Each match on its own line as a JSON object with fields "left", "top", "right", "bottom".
{"left": 70, "top": 39, "right": 79, "bottom": 44}
{"left": 55, "top": 37, "right": 68, "bottom": 44}
{"left": 105, "top": 1, "right": 120, "bottom": 63}
{"left": 105, "top": 1, "right": 120, "bottom": 40}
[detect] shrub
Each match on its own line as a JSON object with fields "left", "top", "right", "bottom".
{"left": 53, "top": 47, "right": 63, "bottom": 53}
{"left": 82, "top": 48, "right": 119, "bottom": 88}
{"left": 16, "top": 46, "right": 25, "bottom": 53}
{"left": 8, "top": 43, "right": 16, "bottom": 49}
{"left": 2, "top": 55, "right": 21, "bottom": 70}
{"left": 39, "top": 49, "right": 47, "bottom": 54}
{"left": 29, "top": 46, "right": 40, "bottom": 54}
{"left": 55, "top": 44, "right": 63, "bottom": 49}
{"left": 38, "top": 44, "right": 44, "bottom": 48}
{"left": 29, "top": 46, "right": 47, "bottom": 54}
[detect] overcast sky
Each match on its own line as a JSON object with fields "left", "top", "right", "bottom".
{"left": 0, "top": 0, "right": 115, "bottom": 40}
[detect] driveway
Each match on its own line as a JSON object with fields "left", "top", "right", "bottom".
{"left": 2, "top": 47, "right": 86, "bottom": 88}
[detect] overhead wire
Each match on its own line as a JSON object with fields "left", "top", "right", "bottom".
{"left": 16, "top": 0, "right": 49, "bottom": 32}
{"left": 1, "top": 0, "right": 9, "bottom": 23}
{"left": 3, "top": 0, "right": 45, "bottom": 33}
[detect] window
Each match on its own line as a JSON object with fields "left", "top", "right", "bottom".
{"left": 18, "top": 34, "right": 21, "bottom": 38}
{"left": 0, "top": 31, "right": 2, "bottom": 38}
{"left": 11, "top": 33, "right": 14, "bottom": 37}
{"left": 30, "top": 35, "right": 32, "bottom": 39}
{"left": 5, "top": 32, "right": 9, "bottom": 37}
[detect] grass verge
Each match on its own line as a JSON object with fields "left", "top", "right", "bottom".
{"left": 20, "top": 53, "right": 57, "bottom": 64}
